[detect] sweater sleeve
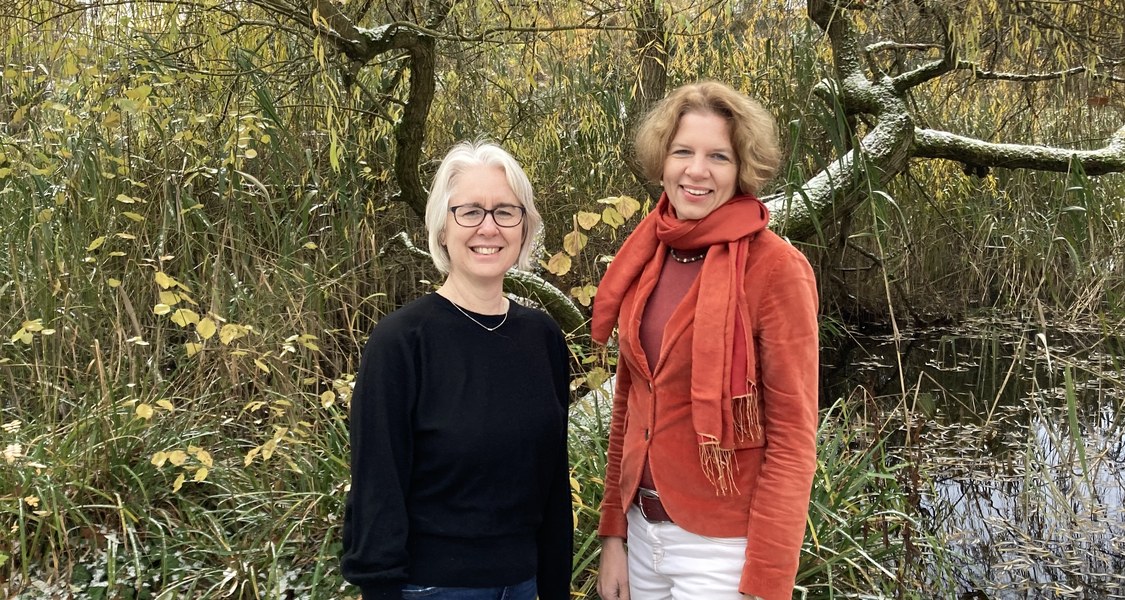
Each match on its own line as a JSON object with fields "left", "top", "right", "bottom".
{"left": 537, "top": 329, "right": 574, "bottom": 600}
{"left": 341, "top": 320, "right": 417, "bottom": 598}
{"left": 597, "top": 359, "right": 633, "bottom": 538}
{"left": 739, "top": 248, "right": 820, "bottom": 599}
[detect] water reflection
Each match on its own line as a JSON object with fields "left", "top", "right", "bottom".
{"left": 823, "top": 317, "right": 1125, "bottom": 598}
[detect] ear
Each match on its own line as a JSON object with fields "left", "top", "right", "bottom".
{"left": 439, "top": 231, "right": 446, "bottom": 245}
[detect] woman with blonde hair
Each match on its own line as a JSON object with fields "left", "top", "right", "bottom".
{"left": 594, "top": 81, "right": 819, "bottom": 600}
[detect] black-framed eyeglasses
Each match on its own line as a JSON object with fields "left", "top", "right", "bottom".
{"left": 449, "top": 204, "right": 526, "bottom": 228}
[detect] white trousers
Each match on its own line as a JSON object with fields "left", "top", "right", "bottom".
{"left": 626, "top": 505, "right": 748, "bottom": 600}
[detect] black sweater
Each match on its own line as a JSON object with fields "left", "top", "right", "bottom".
{"left": 341, "top": 293, "right": 572, "bottom": 599}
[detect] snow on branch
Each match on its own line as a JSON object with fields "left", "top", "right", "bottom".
{"left": 913, "top": 125, "right": 1125, "bottom": 176}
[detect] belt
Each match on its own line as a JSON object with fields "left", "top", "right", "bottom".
{"left": 634, "top": 487, "right": 673, "bottom": 523}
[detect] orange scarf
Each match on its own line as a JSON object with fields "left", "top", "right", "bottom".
{"left": 591, "top": 193, "right": 769, "bottom": 494}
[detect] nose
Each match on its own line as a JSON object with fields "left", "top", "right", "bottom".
{"left": 685, "top": 155, "right": 707, "bottom": 178}
{"left": 476, "top": 211, "right": 501, "bottom": 233}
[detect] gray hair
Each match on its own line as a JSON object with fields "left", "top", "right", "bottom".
{"left": 425, "top": 141, "right": 542, "bottom": 274}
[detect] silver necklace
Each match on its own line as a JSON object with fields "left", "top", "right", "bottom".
{"left": 449, "top": 299, "right": 508, "bottom": 332}
{"left": 669, "top": 247, "right": 708, "bottom": 264}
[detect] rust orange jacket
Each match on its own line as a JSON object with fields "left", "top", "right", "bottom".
{"left": 597, "top": 229, "right": 819, "bottom": 600}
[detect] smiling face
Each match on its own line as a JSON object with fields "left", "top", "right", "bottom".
{"left": 661, "top": 110, "right": 740, "bottom": 221}
{"left": 443, "top": 165, "right": 525, "bottom": 285}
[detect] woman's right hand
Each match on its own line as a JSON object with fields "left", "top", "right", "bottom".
{"left": 597, "top": 536, "right": 630, "bottom": 600}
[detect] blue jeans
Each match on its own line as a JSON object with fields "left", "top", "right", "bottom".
{"left": 400, "top": 577, "right": 536, "bottom": 600}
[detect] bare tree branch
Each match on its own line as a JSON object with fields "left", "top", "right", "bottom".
{"left": 955, "top": 61, "right": 1125, "bottom": 84}
{"left": 890, "top": 6, "right": 957, "bottom": 92}
{"left": 914, "top": 125, "right": 1125, "bottom": 176}
{"left": 801, "top": 0, "right": 1125, "bottom": 245}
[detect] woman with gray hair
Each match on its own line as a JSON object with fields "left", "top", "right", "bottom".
{"left": 342, "top": 141, "right": 572, "bottom": 600}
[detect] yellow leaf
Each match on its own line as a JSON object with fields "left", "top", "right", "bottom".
{"left": 193, "top": 467, "right": 209, "bottom": 482}
{"left": 115, "top": 193, "right": 136, "bottom": 204}
{"left": 24, "top": 495, "right": 39, "bottom": 508}
{"left": 153, "top": 304, "right": 171, "bottom": 315}
{"left": 196, "top": 318, "right": 217, "bottom": 340}
{"left": 184, "top": 342, "right": 202, "bottom": 357}
{"left": 244, "top": 447, "right": 260, "bottom": 467}
{"left": 124, "top": 85, "right": 152, "bottom": 101}
{"left": 159, "top": 291, "right": 180, "bottom": 306}
{"left": 151, "top": 451, "right": 168, "bottom": 467}
{"left": 167, "top": 450, "right": 188, "bottom": 466}
{"left": 37, "top": 209, "right": 53, "bottom": 223}
{"left": 545, "top": 252, "right": 572, "bottom": 276}
{"left": 563, "top": 231, "right": 588, "bottom": 256}
{"left": 253, "top": 358, "right": 270, "bottom": 373}
{"left": 303, "top": 241, "right": 317, "bottom": 249}
{"left": 320, "top": 391, "right": 336, "bottom": 408}
{"left": 219, "top": 324, "right": 247, "bottom": 345}
{"left": 16, "top": 331, "right": 33, "bottom": 344}
{"left": 121, "top": 212, "right": 144, "bottom": 222}
{"left": 86, "top": 236, "right": 107, "bottom": 251}
{"left": 135, "top": 403, "right": 153, "bottom": 420}
{"left": 156, "top": 399, "right": 174, "bottom": 412}
{"left": 101, "top": 111, "right": 121, "bottom": 129}
{"left": 244, "top": 148, "right": 258, "bottom": 159}
{"left": 154, "top": 271, "right": 175, "bottom": 289}
{"left": 172, "top": 473, "right": 185, "bottom": 492}
{"left": 586, "top": 366, "right": 610, "bottom": 390}
{"left": 261, "top": 439, "right": 278, "bottom": 460}
{"left": 602, "top": 206, "right": 624, "bottom": 228}
{"left": 192, "top": 448, "right": 213, "bottom": 467}
{"left": 571, "top": 284, "right": 597, "bottom": 307}
{"left": 170, "top": 309, "right": 200, "bottom": 327}
{"left": 115, "top": 232, "right": 136, "bottom": 240}
{"left": 22, "top": 320, "right": 43, "bottom": 332}
{"left": 576, "top": 211, "right": 601, "bottom": 230}
{"left": 615, "top": 195, "right": 641, "bottom": 221}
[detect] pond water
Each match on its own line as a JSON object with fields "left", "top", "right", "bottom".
{"left": 822, "top": 316, "right": 1125, "bottom": 598}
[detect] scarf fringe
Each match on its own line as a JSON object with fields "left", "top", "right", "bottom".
{"left": 699, "top": 439, "right": 739, "bottom": 496}
{"left": 732, "top": 381, "right": 761, "bottom": 443}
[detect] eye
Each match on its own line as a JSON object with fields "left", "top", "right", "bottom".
{"left": 459, "top": 207, "right": 484, "bottom": 219}
{"left": 670, "top": 148, "right": 692, "bottom": 157}
{"left": 711, "top": 153, "right": 732, "bottom": 162}
{"left": 494, "top": 206, "right": 519, "bottom": 220}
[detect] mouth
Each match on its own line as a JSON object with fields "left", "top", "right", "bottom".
{"left": 680, "top": 185, "right": 712, "bottom": 199}
{"left": 471, "top": 246, "right": 502, "bottom": 255}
